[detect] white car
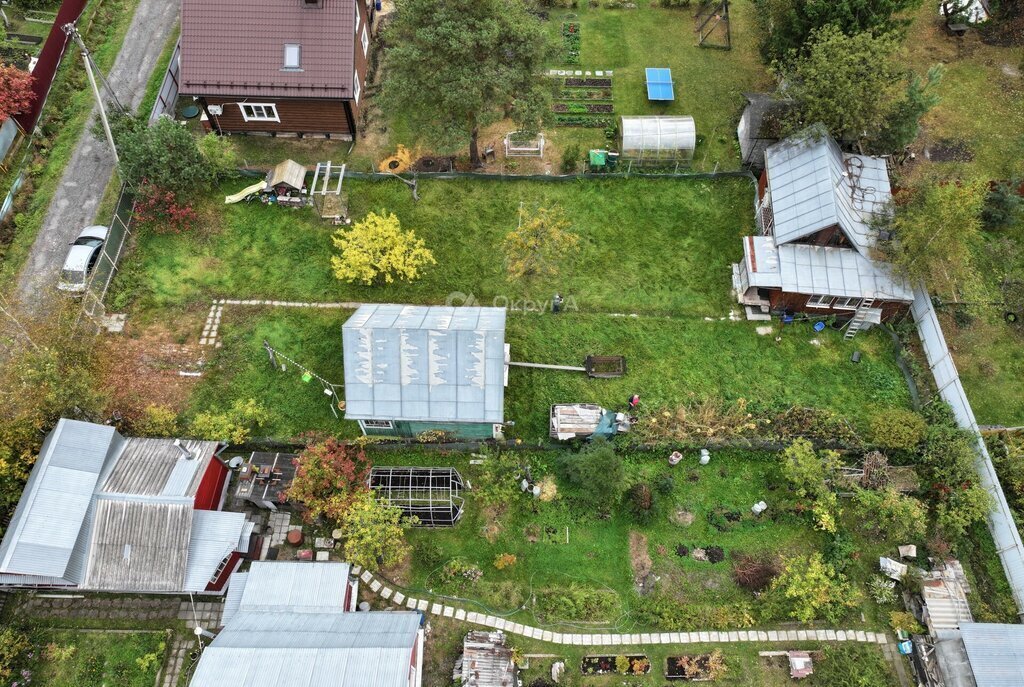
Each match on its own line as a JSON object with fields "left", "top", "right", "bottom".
{"left": 57, "top": 225, "right": 108, "bottom": 294}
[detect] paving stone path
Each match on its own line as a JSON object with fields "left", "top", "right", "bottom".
{"left": 14, "top": 594, "right": 183, "bottom": 622}
{"left": 160, "top": 635, "right": 195, "bottom": 687}
{"left": 354, "top": 566, "right": 891, "bottom": 648}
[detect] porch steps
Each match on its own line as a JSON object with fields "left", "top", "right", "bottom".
{"left": 744, "top": 305, "right": 772, "bottom": 321}
{"left": 844, "top": 299, "right": 875, "bottom": 340}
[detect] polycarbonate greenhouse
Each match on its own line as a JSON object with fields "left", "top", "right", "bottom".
{"left": 368, "top": 466, "right": 465, "bottom": 527}
{"left": 619, "top": 115, "right": 696, "bottom": 166}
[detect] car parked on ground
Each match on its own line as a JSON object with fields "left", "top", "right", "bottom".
{"left": 57, "top": 225, "right": 108, "bottom": 294}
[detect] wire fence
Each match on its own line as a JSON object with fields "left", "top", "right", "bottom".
{"left": 75, "top": 183, "right": 135, "bottom": 333}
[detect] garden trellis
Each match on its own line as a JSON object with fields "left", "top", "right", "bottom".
{"left": 262, "top": 340, "right": 344, "bottom": 419}
{"left": 369, "top": 466, "right": 466, "bottom": 527}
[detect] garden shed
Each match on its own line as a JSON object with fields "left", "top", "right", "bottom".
{"left": 369, "top": 466, "right": 465, "bottom": 527}
{"left": 619, "top": 115, "right": 696, "bottom": 166}
{"left": 264, "top": 159, "right": 306, "bottom": 196}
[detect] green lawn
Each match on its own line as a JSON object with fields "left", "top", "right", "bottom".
{"left": 24, "top": 630, "right": 166, "bottom": 687}
{"left": 543, "top": 0, "right": 770, "bottom": 171}
{"left": 112, "top": 176, "right": 754, "bottom": 317}
{"left": 188, "top": 306, "right": 910, "bottom": 440}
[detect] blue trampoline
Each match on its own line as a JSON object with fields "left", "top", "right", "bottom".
{"left": 645, "top": 67, "right": 674, "bottom": 101}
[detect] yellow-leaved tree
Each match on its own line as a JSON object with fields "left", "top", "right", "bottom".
{"left": 331, "top": 211, "right": 435, "bottom": 285}
{"left": 503, "top": 206, "right": 580, "bottom": 281}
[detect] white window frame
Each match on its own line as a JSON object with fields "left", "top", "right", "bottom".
{"left": 361, "top": 419, "right": 393, "bottom": 429}
{"left": 833, "top": 297, "right": 862, "bottom": 310}
{"left": 239, "top": 103, "right": 280, "bottom": 123}
{"left": 806, "top": 294, "right": 835, "bottom": 308}
{"left": 361, "top": 24, "right": 370, "bottom": 56}
{"left": 354, "top": 4, "right": 360, "bottom": 33}
{"left": 282, "top": 43, "right": 302, "bottom": 71}
{"left": 353, "top": 69, "right": 361, "bottom": 104}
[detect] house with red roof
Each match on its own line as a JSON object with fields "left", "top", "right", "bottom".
{"left": 179, "top": 0, "right": 376, "bottom": 139}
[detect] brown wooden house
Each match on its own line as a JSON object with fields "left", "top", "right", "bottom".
{"left": 731, "top": 127, "right": 913, "bottom": 337}
{"left": 179, "top": 0, "right": 376, "bottom": 140}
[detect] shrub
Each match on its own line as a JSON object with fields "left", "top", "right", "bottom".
{"left": 868, "top": 409, "right": 927, "bottom": 452}
{"left": 560, "top": 143, "right": 581, "bottom": 173}
{"left": 615, "top": 655, "right": 630, "bottom": 674}
{"left": 761, "top": 553, "right": 861, "bottom": 624}
{"left": 732, "top": 552, "right": 780, "bottom": 592}
{"left": 982, "top": 179, "right": 1023, "bottom": 230}
{"left": 534, "top": 584, "right": 618, "bottom": 621}
{"left": 134, "top": 404, "right": 179, "bottom": 437}
{"left": 493, "top": 553, "right": 517, "bottom": 570}
{"left": 815, "top": 644, "right": 897, "bottom": 686}
{"left": 331, "top": 211, "right": 436, "bottom": 285}
{"left": 286, "top": 439, "right": 373, "bottom": 523}
{"left": 780, "top": 438, "right": 842, "bottom": 498}
{"left": 0, "top": 629, "right": 28, "bottom": 680}
{"left": 197, "top": 133, "right": 241, "bottom": 181}
{"left": 823, "top": 532, "right": 858, "bottom": 575}
{"left": 631, "top": 595, "right": 755, "bottom": 631}
{"left": 441, "top": 558, "right": 484, "bottom": 585}
{"left": 556, "top": 440, "right": 625, "bottom": 510}
{"left": 339, "top": 490, "right": 413, "bottom": 570}
{"left": 852, "top": 487, "right": 928, "bottom": 542}
{"left": 770, "top": 406, "right": 860, "bottom": 446}
{"left": 867, "top": 576, "right": 897, "bottom": 605}
{"left": 504, "top": 205, "right": 580, "bottom": 281}
{"left": 132, "top": 180, "right": 199, "bottom": 235}
{"left": 111, "top": 113, "right": 212, "bottom": 193}
{"left": 860, "top": 451, "right": 890, "bottom": 489}
{"left": 890, "top": 610, "right": 924, "bottom": 635}
{"left": 920, "top": 425, "right": 993, "bottom": 540}
{"left": 628, "top": 482, "right": 656, "bottom": 524}
{"left": 189, "top": 398, "right": 269, "bottom": 444}
{"left": 655, "top": 474, "right": 675, "bottom": 495}
{"left": 415, "top": 540, "right": 445, "bottom": 570}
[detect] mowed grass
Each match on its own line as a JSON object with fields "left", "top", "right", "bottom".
{"left": 115, "top": 176, "right": 754, "bottom": 317}
{"left": 189, "top": 307, "right": 910, "bottom": 440}
{"left": 28, "top": 630, "right": 165, "bottom": 687}
{"left": 903, "top": 3, "right": 1024, "bottom": 179}
{"left": 544, "top": 1, "right": 771, "bottom": 171}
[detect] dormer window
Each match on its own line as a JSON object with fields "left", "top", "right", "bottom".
{"left": 303, "top": 0, "right": 323, "bottom": 8}
{"left": 283, "top": 44, "right": 301, "bottom": 71}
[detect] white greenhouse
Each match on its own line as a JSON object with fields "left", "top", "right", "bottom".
{"left": 619, "top": 115, "right": 696, "bottom": 166}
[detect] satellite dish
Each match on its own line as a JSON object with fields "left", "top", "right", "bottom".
{"left": 228, "top": 456, "right": 245, "bottom": 469}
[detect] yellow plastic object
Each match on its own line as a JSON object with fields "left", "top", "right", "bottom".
{"left": 378, "top": 144, "right": 414, "bottom": 174}
{"left": 224, "top": 181, "right": 267, "bottom": 204}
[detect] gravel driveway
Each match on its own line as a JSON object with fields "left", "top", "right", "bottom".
{"left": 13, "top": 0, "right": 178, "bottom": 315}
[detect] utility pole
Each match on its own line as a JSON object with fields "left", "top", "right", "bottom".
{"left": 63, "top": 23, "right": 119, "bottom": 164}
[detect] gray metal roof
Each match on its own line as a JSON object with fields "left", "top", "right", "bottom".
{"left": 190, "top": 611, "right": 421, "bottom": 687}
{"left": 0, "top": 419, "right": 123, "bottom": 579}
{"left": 960, "top": 623, "right": 1024, "bottom": 686}
{"left": 766, "top": 127, "right": 891, "bottom": 256}
{"left": 101, "top": 438, "right": 221, "bottom": 497}
{"left": 743, "top": 237, "right": 912, "bottom": 301}
{"left": 85, "top": 498, "right": 193, "bottom": 592}
{"left": 461, "top": 631, "right": 515, "bottom": 687}
{"left": 234, "top": 561, "right": 352, "bottom": 614}
{"left": 184, "top": 510, "right": 251, "bottom": 592}
{"left": 343, "top": 305, "right": 506, "bottom": 423}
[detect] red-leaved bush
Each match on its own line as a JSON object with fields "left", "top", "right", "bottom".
{"left": 132, "top": 180, "right": 199, "bottom": 234}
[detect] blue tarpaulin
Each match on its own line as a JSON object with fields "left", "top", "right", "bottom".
{"left": 645, "top": 67, "right": 674, "bottom": 101}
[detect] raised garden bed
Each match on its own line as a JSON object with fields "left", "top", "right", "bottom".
{"left": 554, "top": 114, "right": 614, "bottom": 128}
{"left": 565, "top": 77, "right": 612, "bottom": 88}
{"left": 666, "top": 652, "right": 727, "bottom": 681}
{"left": 582, "top": 655, "right": 651, "bottom": 676}
{"left": 552, "top": 103, "right": 614, "bottom": 114}
{"left": 561, "top": 22, "right": 580, "bottom": 65}
{"left": 559, "top": 88, "right": 613, "bottom": 101}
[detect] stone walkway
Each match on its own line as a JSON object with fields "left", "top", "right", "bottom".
{"left": 200, "top": 299, "right": 365, "bottom": 347}
{"left": 354, "top": 566, "right": 890, "bottom": 648}
{"left": 15, "top": 594, "right": 183, "bottom": 622}
{"left": 159, "top": 635, "right": 195, "bottom": 687}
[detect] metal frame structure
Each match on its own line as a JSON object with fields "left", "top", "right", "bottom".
{"left": 695, "top": 0, "right": 731, "bottom": 50}
{"left": 368, "top": 466, "right": 465, "bottom": 527}
{"left": 504, "top": 131, "right": 545, "bottom": 157}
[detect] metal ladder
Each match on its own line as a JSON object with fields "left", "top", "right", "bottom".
{"left": 844, "top": 299, "right": 875, "bottom": 340}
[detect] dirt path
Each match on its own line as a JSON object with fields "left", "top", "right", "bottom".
{"left": 13, "top": 0, "right": 178, "bottom": 315}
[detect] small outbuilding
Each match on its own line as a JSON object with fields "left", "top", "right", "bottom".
{"left": 368, "top": 466, "right": 465, "bottom": 527}
{"left": 455, "top": 630, "right": 516, "bottom": 687}
{"left": 618, "top": 115, "right": 696, "bottom": 167}
{"left": 263, "top": 159, "right": 307, "bottom": 205}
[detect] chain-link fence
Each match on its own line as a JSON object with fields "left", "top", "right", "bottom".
{"left": 76, "top": 184, "right": 134, "bottom": 333}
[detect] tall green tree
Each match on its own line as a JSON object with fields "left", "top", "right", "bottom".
{"left": 878, "top": 174, "right": 988, "bottom": 298}
{"left": 776, "top": 26, "right": 904, "bottom": 142}
{"left": 382, "top": 0, "right": 554, "bottom": 165}
{"left": 754, "top": 0, "right": 923, "bottom": 65}
{"left": 868, "top": 64, "right": 944, "bottom": 154}
{"left": 110, "top": 113, "right": 211, "bottom": 194}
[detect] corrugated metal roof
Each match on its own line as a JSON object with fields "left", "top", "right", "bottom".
{"left": 101, "top": 438, "right": 220, "bottom": 497}
{"left": 234, "top": 561, "right": 351, "bottom": 614}
{"left": 184, "top": 510, "right": 250, "bottom": 592}
{"left": 221, "top": 571, "right": 248, "bottom": 626}
{"left": 960, "top": 623, "right": 1024, "bottom": 686}
{"left": 766, "top": 127, "right": 891, "bottom": 256}
{"left": 922, "top": 579, "right": 974, "bottom": 633}
{"left": 0, "top": 419, "right": 122, "bottom": 578}
{"left": 343, "top": 305, "right": 506, "bottom": 423}
{"left": 620, "top": 116, "right": 696, "bottom": 153}
{"left": 777, "top": 244, "right": 912, "bottom": 301}
{"left": 190, "top": 612, "right": 421, "bottom": 687}
{"left": 84, "top": 498, "right": 193, "bottom": 592}
{"left": 180, "top": 0, "right": 357, "bottom": 99}
{"left": 462, "top": 631, "right": 515, "bottom": 687}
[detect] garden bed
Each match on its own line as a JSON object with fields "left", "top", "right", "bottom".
{"left": 666, "top": 651, "right": 727, "bottom": 681}
{"left": 553, "top": 114, "right": 614, "bottom": 128}
{"left": 552, "top": 103, "right": 614, "bottom": 114}
{"left": 582, "top": 655, "right": 651, "bottom": 676}
{"left": 565, "top": 77, "right": 612, "bottom": 88}
{"left": 561, "top": 22, "right": 580, "bottom": 64}
{"left": 558, "top": 88, "right": 613, "bottom": 101}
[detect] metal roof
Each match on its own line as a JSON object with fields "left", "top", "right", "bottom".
{"left": 960, "top": 623, "right": 1024, "bottom": 686}
{"left": 84, "top": 498, "right": 193, "bottom": 592}
{"left": 343, "top": 305, "right": 506, "bottom": 424}
{"left": 461, "top": 631, "right": 515, "bottom": 687}
{"left": 620, "top": 116, "right": 695, "bottom": 153}
{"left": 766, "top": 127, "right": 891, "bottom": 256}
{"left": 190, "top": 611, "right": 421, "bottom": 687}
{"left": 180, "top": 0, "right": 357, "bottom": 99}
{"left": 184, "top": 510, "right": 251, "bottom": 592}
{"left": 233, "top": 561, "right": 352, "bottom": 614}
{"left": 101, "top": 438, "right": 220, "bottom": 497}
{"left": 0, "top": 419, "right": 122, "bottom": 579}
